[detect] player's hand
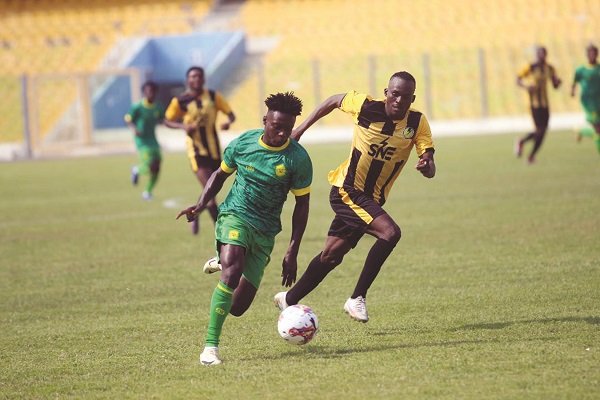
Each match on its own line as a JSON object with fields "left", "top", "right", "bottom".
{"left": 416, "top": 158, "right": 436, "bottom": 178}
{"left": 176, "top": 205, "right": 198, "bottom": 222}
{"left": 281, "top": 253, "right": 298, "bottom": 287}
{"left": 184, "top": 123, "right": 197, "bottom": 136}
{"left": 220, "top": 122, "right": 231, "bottom": 131}
{"left": 135, "top": 130, "right": 143, "bottom": 137}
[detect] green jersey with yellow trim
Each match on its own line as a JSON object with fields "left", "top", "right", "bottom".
{"left": 219, "top": 129, "right": 312, "bottom": 236}
{"left": 124, "top": 99, "right": 164, "bottom": 149}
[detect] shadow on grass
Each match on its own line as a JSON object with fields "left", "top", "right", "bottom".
{"left": 453, "top": 316, "right": 600, "bottom": 331}
{"left": 238, "top": 336, "right": 556, "bottom": 362}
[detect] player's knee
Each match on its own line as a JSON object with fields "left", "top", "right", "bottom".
{"left": 229, "top": 303, "right": 249, "bottom": 317}
{"left": 319, "top": 250, "right": 343, "bottom": 269}
{"left": 383, "top": 223, "right": 402, "bottom": 244}
{"left": 150, "top": 160, "right": 160, "bottom": 174}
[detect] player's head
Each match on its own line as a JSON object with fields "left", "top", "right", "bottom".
{"left": 586, "top": 43, "right": 598, "bottom": 64}
{"left": 186, "top": 66, "right": 205, "bottom": 92}
{"left": 262, "top": 92, "right": 303, "bottom": 147}
{"left": 141, "top": 81, "right": 158, "bottom": 101}
{"left": 384, "top": 71, "right": 416, "bottom": 120}
{"left": 536, "top": 46, "right": 547, "bottom": 62}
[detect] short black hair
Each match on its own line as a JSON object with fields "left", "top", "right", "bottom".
{"left": 390, "top": 71, "right": 416, "bottom": 85}
{"left": 264, "top": 91, "right": 303, "bottom": 116}
{"left": 186, "top": 66, "right": 204, "bottom": 77}
{"left": 142, "top": 80, "right": 158, "bottom": 91}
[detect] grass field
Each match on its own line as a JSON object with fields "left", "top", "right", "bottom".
{"left": 1, "top": 131, "right": 599, "bottom": 399}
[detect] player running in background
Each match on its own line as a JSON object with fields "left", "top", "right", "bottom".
{"left": 515, "top": 46, "right": 562, "bottom": 164}
{"left": 165, "top": 66, "right": 236, "bottom": 234}
{"left": 125, "top": 81, "right": 164, "bottom": 200}
{"left": 177, "top": 92, "right": 312, "bottom": 366}
{"left": 274, "top": 71, "right": 435, "bottom": 323}
{"left": 571, "top": 43, "right": 600, "bottom": 155}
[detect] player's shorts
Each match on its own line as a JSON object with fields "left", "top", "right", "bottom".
{"left": 215, "top": 213, "right": 275, "bottom": 289}
{"left": 530, "top": 107, "right": 549, "bottom": 129}
{"left": 582, "top": 103, "right": 600, "bottom": 125}
{"left": 138, "top": 146, "right": 161, "bottom": 172}
{"left": 327, "top": 186, "right": 387, "bottom": 248}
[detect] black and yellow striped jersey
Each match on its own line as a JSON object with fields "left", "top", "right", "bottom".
{"left": 518, "top": 62, "right": 557, "bottom": 108}
{"left": 328, "top": 90, "right": 434, "bottom": 205}
{"left": 165, "top": 89, "right": 232, "bottom": 160}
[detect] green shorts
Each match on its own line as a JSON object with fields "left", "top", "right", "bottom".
{"left": 215, "top": 213, "right": 275, "bottom": 289}
{"left": 138, "top": 146, "right": 161, "bottom": 172}
{"left": 584, "top": 108, "right": 600, "bottom": 125}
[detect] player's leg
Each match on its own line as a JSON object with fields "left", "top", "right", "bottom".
{"left": 350, "top": 213, "right": 401, "bottom": 301}
{"left": 515, "top": 108, "right": 539, "bottom": 157}
{"left": 201, "top": 243, "right": 246, "bottom": 366}
{"left": 283, "top": 235, "right": 353, "bottom": 308}
{"left": 593, "top": 122, "right": 600, "bottom": 154}
{"left": 528, "top": 108, "right": 549, "bottom": 163}
{"left": 143, "top": 150, "right": 161, "bottom": 199}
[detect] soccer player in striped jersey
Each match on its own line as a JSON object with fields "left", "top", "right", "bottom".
{"left": 177, "top": 92, "right": 312, "bottom": 366}
{"left": 274, "top": 71, "right": 435, "bottom": 323}
{"left": 515, "top": 46, "right": 562, "bottom": 164}
{"left": 571, "top": 43, "right": 600, "bottom": 154}
{"left": 165, "top": 66, "right": 236, "bottom": 234}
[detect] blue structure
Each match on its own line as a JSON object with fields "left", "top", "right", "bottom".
{"left": 93, "top": 31, "right": 246, "bottom": 129}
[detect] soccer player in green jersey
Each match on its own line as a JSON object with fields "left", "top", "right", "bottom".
{"left": 571, "top": 43, "right": 600, "bottom": 154}
{"left": 176, "top": 92, "right": 312, "bottom": 366}
{"left": 125, "top": 81, "right": 165, "bottom": 200}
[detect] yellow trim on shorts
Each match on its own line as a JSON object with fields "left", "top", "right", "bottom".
{"left": 220, "top": 161, "right": 236, "bottom": 173}
{"left": 217, "top": 282, "right": 233, "bottom": 295}
{"left": 338, "top": 186, "right": 373, "bottom": 224}
{"left": 291, "top": 186, "right": 311, "bottom": 196}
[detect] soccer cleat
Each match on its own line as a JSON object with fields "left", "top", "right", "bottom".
{"left": 199, "top": 346, "right": 222, "bottom": 366}
{"left": 514, "top": 139, "right": 523, "bottom": 158}
{"left": 203, "top": 257, "right": 222, "bottom": 274}
{"left": 274, "top": 291, "right": 289, "bottom": 311}
{"left": 131, "top": 166, "right": 139, "bottom": 186}
{"left": 343, "top": 296, "right": 369, "bottom": 323}
{"left": 142, "top": 191, "right": 152, "bottom": 200}
{"left": 191, "top": 217, "right": 199, "bottom": 235}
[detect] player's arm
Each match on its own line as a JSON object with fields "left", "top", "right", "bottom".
{"left": 221, "top": 112, "right": 236, "bottom": 131}
{"left": 281, "top": 193, "right": 310, "bottom": 287}
{"left": 176, "top": 168, "right": 232, "bottom": 221}
{"left": 571, "top": 70, "right": 581, "bottom": 97}
{"left": 124, "top": 108, "right": 141, "bottom": 136}
{"left": 551, "top": 67, "right": 562, "bottom": 89}
{"left": 291, "top": 94, "right": 345, "bottom": 141}
{"left": 163, "top": 97, "right": 197, "bottom": 135}
{"left": 416, "top": 150, "right": 436, "bottom": 179}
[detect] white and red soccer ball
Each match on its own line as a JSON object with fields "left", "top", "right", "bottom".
{"left": 278, "top": 304, "right": 319, "bottom": 345}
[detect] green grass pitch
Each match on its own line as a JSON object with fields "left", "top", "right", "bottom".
{"left": 1, "top": 131, "right": 598, "bottom": 399}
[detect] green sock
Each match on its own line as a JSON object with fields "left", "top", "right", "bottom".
{"left": 145, "top": 173, "right": 158, "bottom": 194}
{"left": 205, "top": 281, "right": 234, "bottom": 347}
{"left": 579, "top": 126, "right": 595, "bottom": 138}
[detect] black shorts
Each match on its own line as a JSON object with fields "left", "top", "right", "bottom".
{"left": 531, "top": 107, "right": 549, "bottom": 129}
{"left": 190, "top": 154, "right": 221, "bottom": 173}
{"left": 327, "top": 186, "right": 387, "bottom": 248}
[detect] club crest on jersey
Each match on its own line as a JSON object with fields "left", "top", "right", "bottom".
{"left": 402, "top": 127, "right": 415, "bottom": 139}
{"left": 275, "top": 164, "right": 287, "bottom": 177}
{"left": 228, "top": 230, "right": 239, "bottom": 240}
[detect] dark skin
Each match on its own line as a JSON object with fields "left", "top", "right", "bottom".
{"left": 164, "top": 68, "right": 236, "bottom": 220}
{"left": 177, "top": 110, "right": 310, "bottom": 316}
{"left": 571, "top": 46, "right": 600, "bottom": 135}
{"left": 291, "top": 76, "right": 435, "bottom": 268}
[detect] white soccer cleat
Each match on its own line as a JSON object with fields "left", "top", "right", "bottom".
{"left": 273, "top": 291, "right": 289, "bottom": 311}
{"left": 343, "top": 296, "right": 369, "bottom": 323}
{"left": 202, "top": 257, "right": 222, "bottom": 274}
{"left": 142, "top": 191, "right": 152, "bottom": 200}
{"left": 199, "top": 346, "right": 222, "bottom": 366}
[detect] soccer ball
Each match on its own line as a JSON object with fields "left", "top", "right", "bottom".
{"left": 277, "top": 304, "right": 319, "bottom": 345}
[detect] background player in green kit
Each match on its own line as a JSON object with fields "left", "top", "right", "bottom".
{"left": 176, "top": 92, "right": 312, "bottom": 366}
{"left": 571, "top": 43, "right": 600, "bottom": 154}
{"left": 125, "top": 81, "right": 165, "bottom": 200}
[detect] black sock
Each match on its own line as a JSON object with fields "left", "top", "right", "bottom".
{"left": 351, "top": 239, "right": 396, "bottom": 299}
{"left": 286, "top": 253, "right": 335, "bottom": 305}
